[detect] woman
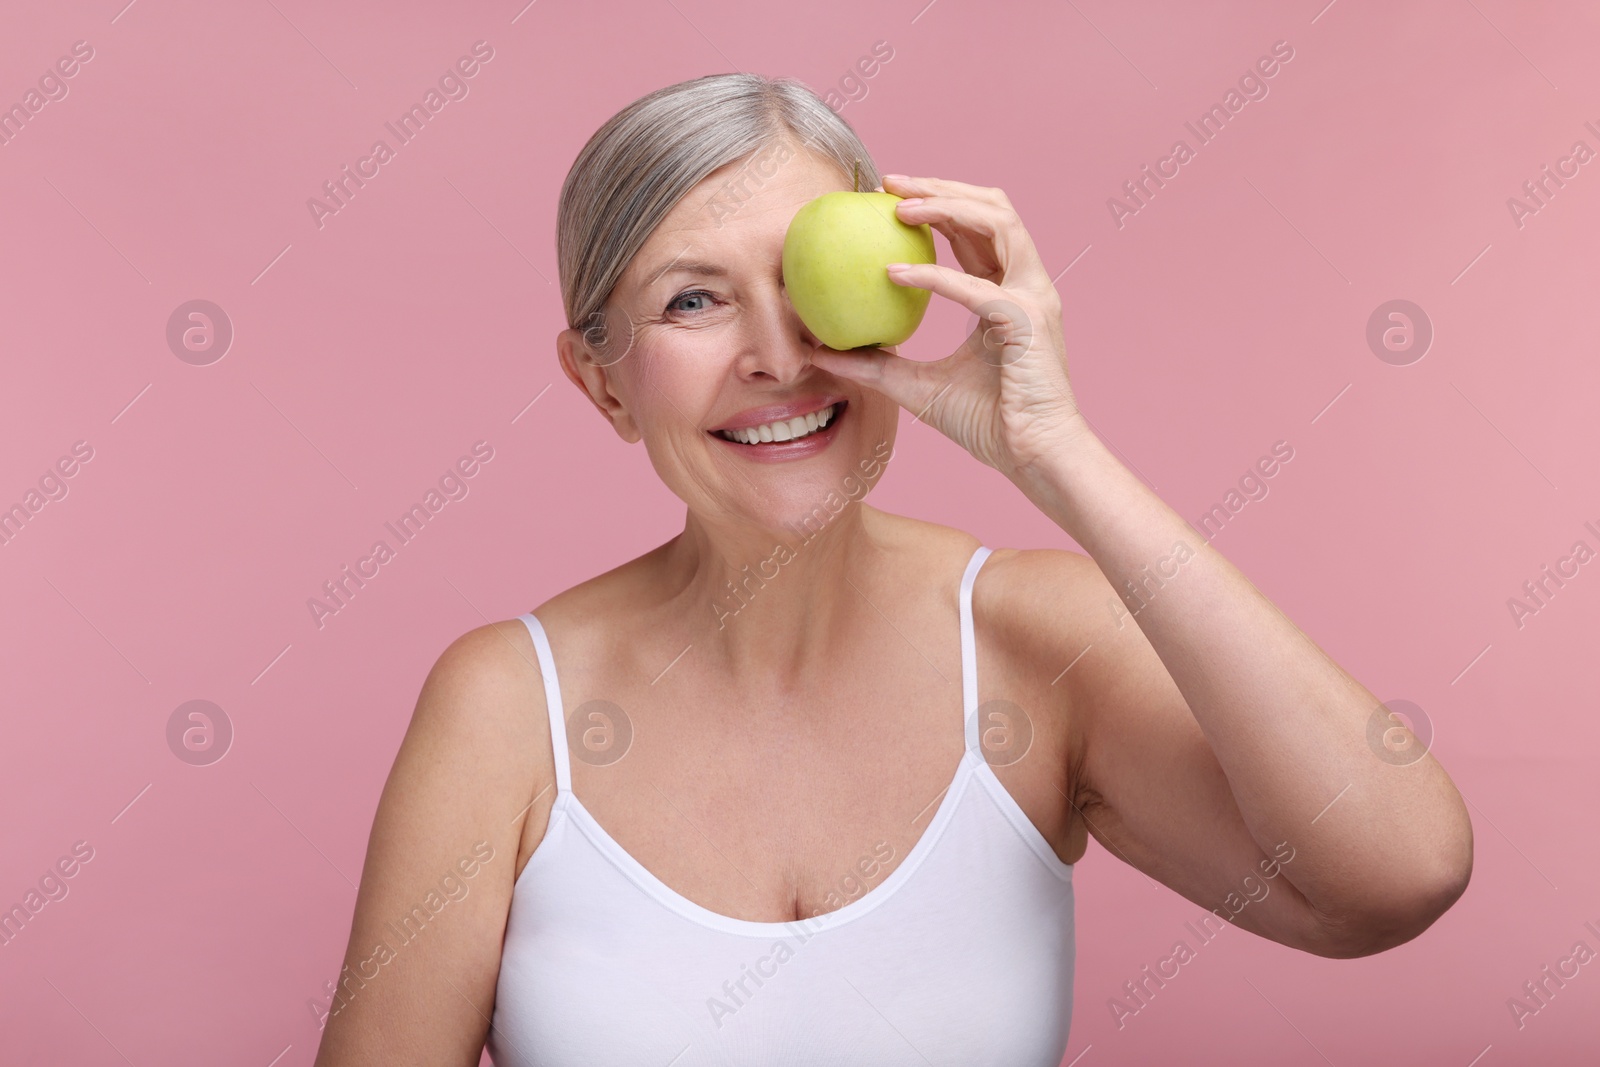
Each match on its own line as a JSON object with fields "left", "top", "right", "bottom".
{"left": 314, "top": 73, "right": 1472, "bottom": 1065}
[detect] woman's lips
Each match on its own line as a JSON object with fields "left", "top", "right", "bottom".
{"left": 707, "top": 400, "right": 846, "bottom": 462}
{"left": 707, "top": 394, "right": 847, "bottom": 435}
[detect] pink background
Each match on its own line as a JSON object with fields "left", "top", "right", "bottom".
{"left": 3, "top": 0, "right": 1598, "bottom": 1063}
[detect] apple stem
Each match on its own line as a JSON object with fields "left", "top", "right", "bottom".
{"left": 853, "top": 159, "right": 860, "bottom": 192}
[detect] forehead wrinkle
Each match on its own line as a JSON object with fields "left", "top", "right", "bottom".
{"left": 639, "top": 239, "right": 787, "bottom": 299}
{"left": 637, "top": 163, "right": 834, "bottom": 296}
{"left": 647, "top": 258, "right": 732, "bottom": 287}
{"left": 641, "top": 241, "right": 697, "bottom": 288}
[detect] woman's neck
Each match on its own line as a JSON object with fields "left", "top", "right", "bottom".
{"left": 657, "top": 502, "right": 890, "bottom": 690}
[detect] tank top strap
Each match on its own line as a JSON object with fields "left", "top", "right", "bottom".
{"left": 518, "top": 612, "right": 571, "bottom": 795}
{"left": 959, "top": 545, "right": 994, "bottom": 755}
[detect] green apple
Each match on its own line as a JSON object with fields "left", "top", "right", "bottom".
{"left": 782, "top": 191, "right": 937, "bottom": 350}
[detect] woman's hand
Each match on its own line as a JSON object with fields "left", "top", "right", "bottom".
{"left": 807, "top": 174, "right": 1092, "bottom": 485}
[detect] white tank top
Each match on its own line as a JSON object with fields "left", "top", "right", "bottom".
{"left": 488, "top": 545, "right": 1076, "bottom": 1065}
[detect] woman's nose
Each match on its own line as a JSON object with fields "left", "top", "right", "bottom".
{"left": 734, "top": 292, "right": 823, "bottom": 382}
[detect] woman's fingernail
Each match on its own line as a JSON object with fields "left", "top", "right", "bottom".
{"left": 897, "top": 198, "right": 924, "bottom": 208}
{"left": 886, "top": 262, "right": 911, "bottom": 272}
{"left": 883, "top": 173, "right": 909, "bottom": 182}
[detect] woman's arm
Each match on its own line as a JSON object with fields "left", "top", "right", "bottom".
{"left": 808, "top": 172, "right": 1471, "bottom": 956}
{"left": 1014, "top": 431, "right": 1473, "bottom": 957}
{"left": 313, "top": 621, "right": 549, "bottom": 1065}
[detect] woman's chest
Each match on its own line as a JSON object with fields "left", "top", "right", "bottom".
{"left": 512, "top": 639, "right": 1081, "bottom": 923}
{"left": 494, "top": 774, "right": 1078, "bottom": 1066}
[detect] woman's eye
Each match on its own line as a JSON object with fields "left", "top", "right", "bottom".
{"left": 667, "top": 290, "right": 714, "bottom": 315}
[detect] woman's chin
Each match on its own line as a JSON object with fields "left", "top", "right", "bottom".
{"left": 732, "top": 471, "right": 882, "bottom": 541}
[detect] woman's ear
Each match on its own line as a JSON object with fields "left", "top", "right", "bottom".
{"left": 557, "top": 327, "right": 641, "bottom": 443}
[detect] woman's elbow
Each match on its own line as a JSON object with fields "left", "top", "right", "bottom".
{"left": 1302, "top": 833, "right": 1475, "bottom": 959}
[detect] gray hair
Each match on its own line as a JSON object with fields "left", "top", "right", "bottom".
{"left": 556, "top": 72, "right": 881, "bottom": 344}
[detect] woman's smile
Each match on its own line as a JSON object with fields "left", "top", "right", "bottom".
{"left": 707, "top": 397, "right": 848, "bottom": 462}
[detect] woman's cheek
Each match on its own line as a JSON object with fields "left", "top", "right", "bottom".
{"left": 629, "top": 336, "right": 684, "bottom": 398}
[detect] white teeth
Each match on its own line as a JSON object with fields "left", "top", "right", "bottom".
{"left": 719, "top": 403, "right": 838, "bottom": 445}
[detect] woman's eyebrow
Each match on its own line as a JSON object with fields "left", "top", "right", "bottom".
{"left": 645, "top": 258, "right": 729, "bottom": 287}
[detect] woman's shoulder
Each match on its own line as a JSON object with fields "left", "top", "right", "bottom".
{"left": 977, "top": 542, "right": 1100, "bottom": 613}
{"left": 964, "top": 537, "right": 1104, "bottom": 666}
{"left": 520, "top": 540, "right": 671, "bottom": 651}
{"left": 869, "top": 510, "right": 1093, "bottom": 609}
{"left": 414, "top": 616, "right": 551, "bottom": 749}
{"left": 856, "top": 509, "right": 1101, "bottom": 653}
